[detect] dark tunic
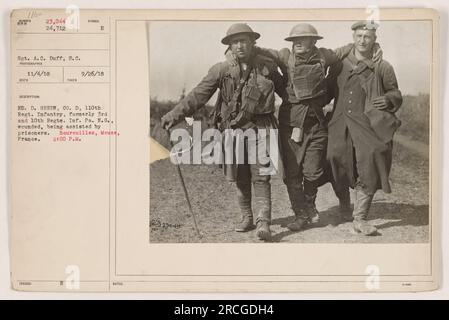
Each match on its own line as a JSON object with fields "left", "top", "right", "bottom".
{"left": 256, "top": 45, "right": 350, "bottom": 127}
{"left": 327, "top": 50, "right": 403, "bottom": 194}
{"left": 253, "top": 45, "right": 348, "bottom": 185}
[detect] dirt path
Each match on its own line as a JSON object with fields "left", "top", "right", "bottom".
{"left": 150, "top": 140, "right": 429, "bottom": 243}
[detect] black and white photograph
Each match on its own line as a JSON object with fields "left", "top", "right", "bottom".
{"left": 149, "top": 19, "right": 431, "bottom": 244}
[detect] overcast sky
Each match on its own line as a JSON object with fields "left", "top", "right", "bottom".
{"left": 149, "top": 20, "right": 432, "bottom": 101}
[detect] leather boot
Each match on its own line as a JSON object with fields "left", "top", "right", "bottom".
{"left": 305, "top": 194, "right": 320, "bottom": 224}
{"left": 235, "top": 211, "right": 254, "bottom": 232}
{"left": 235, "top": 183, "right": 254, "bottom": 232}
{"left": 352, "top": 187, "right": 377, "bottom": 236}
{"left": 256, "top": 220, "right": 271, "bottom": 241}
{"left": 255, "top": 196, "right": 272, "bottom": 241}
{"left": 284, "top": 183, "right": 308, "bottom": 231}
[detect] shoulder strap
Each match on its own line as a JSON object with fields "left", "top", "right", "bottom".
{"left": 287, "top": 51, "right": 295, "bottom": 70}
{"left": 339, "top": 47, "right": 352, "bottom": 63}
{"left": 231, "top": 63, "right": 253, "bottom": 106}
{"left": 374, "top": 62, "right": 385, "bottom": 96}
{"left": 222, "top": 62, "right": 253, "bottom": 123}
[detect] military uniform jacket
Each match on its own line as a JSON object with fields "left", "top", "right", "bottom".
{"left": 327, "top": 50, "right": 403, "bottom": 194}
{"left": 168, "top": 53, "right": 285, "bottom": 182}
{"left": 168, "top": 54, "right": 285, "bottom": 126}
{"left": 256, "top": 45, "right": 351, "bottom": 128}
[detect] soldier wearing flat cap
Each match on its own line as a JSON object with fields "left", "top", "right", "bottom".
{"left": 226, "top": 23, "right": 361, "bottom": 232}
{"left": 161, "top": 23, "right": 285, "bottom": 241}
{"left": 326, "top": 20, "right": 403, "bottom": 235}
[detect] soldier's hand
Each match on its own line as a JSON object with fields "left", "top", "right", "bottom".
{"left": 161, "top": 112, "right": 176, "bottom": 130}
{"left": 372, "top": 96, "right": 390, "bottom": 110}
{"left": 372, "top": 42, "right": 383, "bottom": 63}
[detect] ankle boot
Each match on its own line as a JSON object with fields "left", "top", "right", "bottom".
{"left": 286, "top": 211, "right": 308, "bottom": 231}
{"left": 305, "top": 194, "right": 319, "bottom": 224}
{"left": 235, "top": 183, "right": 254, "bottom": 232}
{"left": 352, "top": 187, "right": 377, "bottom": 236}
{"left": 256, "top": 220, "right": 271, "bottom": 241}
{"left": 285, "top": 183, "right": 308, "bottom": 228}
{"left": 255, "top": 196, "right": 271, "bottom": 241}
{"left": 235, "top": 211, "right": 254, "bottom": 232}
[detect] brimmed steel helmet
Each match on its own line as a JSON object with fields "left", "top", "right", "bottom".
{"left": 285, "top": 23, "right": 323, "bottom": 41}
{"left": 221, "top": 23, "right": 260, "bottom": 45}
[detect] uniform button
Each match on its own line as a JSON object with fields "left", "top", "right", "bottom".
{"left": 350, "top": 91, "right": 353, "bottom": 94}
{"left": 349, "top": 100, "right": 352, "bottom": 104}
{"left": 348, "top": 109, "right": 352, "bottom": 114}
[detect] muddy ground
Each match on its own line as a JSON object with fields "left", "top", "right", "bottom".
{"left": 149, "top": 138, "right": 429, "bottom": 243}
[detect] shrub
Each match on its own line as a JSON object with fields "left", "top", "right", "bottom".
{"left": 396, "top": 94, "right": 430, "bottom": 144}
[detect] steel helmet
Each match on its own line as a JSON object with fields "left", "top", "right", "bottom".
{"left": 285, "top": 23, "right": 323, "bottom": 41}
{"left": 221, "top": 23, "right": 260, "bottom": 45}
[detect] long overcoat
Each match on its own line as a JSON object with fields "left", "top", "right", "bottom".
{"left": 327, "top": 50, "right": 403, "bottom": 194}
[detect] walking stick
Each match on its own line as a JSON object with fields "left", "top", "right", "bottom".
{"left": 166, "top": 127, "right": 203, "bottom": 240}
{"left": 145, "top": 22, "right": 202, "bottom": 240}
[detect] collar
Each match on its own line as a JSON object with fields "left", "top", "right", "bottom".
{"left": 348, "top": 48, "right": 375, "bottom": 68}
{"left": 294, "top": 46, "right": 319, "bottom": 64}
{"left": 347, "top": 48, "right": 375, "bottom": 73}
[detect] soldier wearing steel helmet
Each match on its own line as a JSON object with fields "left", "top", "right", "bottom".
{"left": 226, "top": 23, "right": 361, "bottom": 231}
{"left": 161, "top": 23, "right": 285, "bottom": 241}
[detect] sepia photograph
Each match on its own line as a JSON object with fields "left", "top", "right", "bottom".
{"left": 7, "top": 7, "right": 440, "bottom": 293}
{"left": 149, "top": 19, "right": 431, "bottom": 244}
